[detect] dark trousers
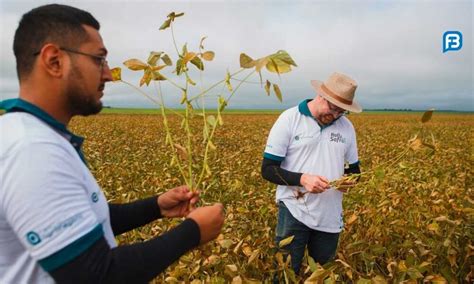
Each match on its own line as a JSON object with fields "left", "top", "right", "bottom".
{"left": 275, "top": 201, "right": 340, "bottom": 274}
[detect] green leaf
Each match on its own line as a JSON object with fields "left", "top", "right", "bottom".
{"left": 123, "top": 59, "right": 147, "bottom": 71}
{"left": 273, "top": 83, "right": 282, "bottom": 102}
{"left": 182, "top": 43, "right": 188, "bottom": 55}
{"left": 190, "top": 56, "right": 204, "bottom": 70}
{"left": 176, "top": 58, "right": 184, "bottom": 75}
{"left": 240, "top": 53, "right": 256, "bottom": 68}
{"left": 421, "top": 108, "right": 435, "bottom": 123}
{"left": 218, "top": 96, "right": 227, "bottom": 112}
{"left": 278, "top": 235, "right": 294, "bottom": 247}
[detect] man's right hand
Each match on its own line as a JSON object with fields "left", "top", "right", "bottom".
{"left": 187, "top": 203, "right": 224, "bottom": 245}
{"left": 300, "top": 174, "right": 330, "bottom": 193}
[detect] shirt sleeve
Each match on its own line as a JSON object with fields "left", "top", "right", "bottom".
{"left": 108, "top": 196, "right": 162, "bottom": 236}
{"left": 344, "top": 122, "right": 359, "bottom": 164}
{"left": 3, "top": 140, "right": 102, "bottom": 266}
{"left": 263, "top": 111, "right": 292, "bottom": 161}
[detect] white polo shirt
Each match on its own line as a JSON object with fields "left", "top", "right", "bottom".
{"left": 0, "top": 99, "right": 116, "bottom": 284}
{"left": 264, "top": 100, "right": 359, "bottom": 233}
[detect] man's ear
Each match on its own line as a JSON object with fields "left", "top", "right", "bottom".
{"left": 38, "top": 44, "right": 65, "bottom": 78}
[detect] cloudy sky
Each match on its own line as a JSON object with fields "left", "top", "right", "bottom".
{"left": 1, "top": 0, "right": 472, "bottom": 111}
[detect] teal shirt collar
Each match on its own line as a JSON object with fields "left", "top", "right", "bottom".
{"left": 1, "top": 98, "right": 87, "bottom": 165}
{"left": 297, "top": 99, "right": 340, "bottom": 129}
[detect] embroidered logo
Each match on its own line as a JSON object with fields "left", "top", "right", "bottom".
{"left": 91, "top": 192, "right": 99, "bottom": 203}
{"left": 294, "top": 134, "right": 313, "bottom": 141}
{"left": 330, "top": 132, "right": 346, "bottom": 144}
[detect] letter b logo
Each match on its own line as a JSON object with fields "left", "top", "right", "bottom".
{"left": 443, "top": 31, "right": 462, "bottom": 53}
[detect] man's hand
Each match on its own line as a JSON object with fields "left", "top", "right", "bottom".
{"left": 187, "top": 203, "right": 224, "bottom": 245}
{"left": 300, "top": 174, "right": 330, "bottom": 193}
{"left": 157, "top": 185, "right": 199, "bottom": 218}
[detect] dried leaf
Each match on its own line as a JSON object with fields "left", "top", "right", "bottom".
{"left": 273, "top": 83, "right": 282, "bottom": 102}
{"left": 421, "top": 108, "right": 435, "bottom": 123}
{"left": 202, "top": 51, "right": 215, "bottom": 61}
{"left": 123, "top": 59, "right": 147, "bottom": 71}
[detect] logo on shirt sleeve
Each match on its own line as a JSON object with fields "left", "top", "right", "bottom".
{"left": 26, "top": 231, "right": 41, "bottom": 245}
{"left": 91, "top": 192, "right": 99, "bottom": 203}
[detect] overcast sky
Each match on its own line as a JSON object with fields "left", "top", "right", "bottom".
{"left": 1, "top": 0, "right": 472, "bottom": 111}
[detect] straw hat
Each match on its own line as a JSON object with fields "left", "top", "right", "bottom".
{"left": 311, "top": 72, "right": 362, "bottom": 113}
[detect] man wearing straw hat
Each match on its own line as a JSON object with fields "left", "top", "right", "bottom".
{"left": 261, "top": 72, "right": 362, "bottom": 274}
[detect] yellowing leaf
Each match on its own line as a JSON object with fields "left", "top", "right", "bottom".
{"left": 247, "top": 249, "right": 260, "bottom": 264}
{"left": 123, "top": 59, "right": 147, "bottom": 71}
{"left": 278, "top": 235, "right": 294, "bottom": 247}
{"left": 139, "top": 69, "right": 152, "bottom": 86}
{"left": 427, "top": 222, "right": 440, "bottom": 234}
{"left": 346, "top": 214, "right": 358, "bottom": 225}
{"left": 161, "top": 54, "right": 172, "bottom": 66}
{"left": 159, "top": 18, "right": 171, "bottom": 30}
{"left": 206, "top": 115, "right": 217, "bottom": 127}
{"left": 273, "top": 83, "right": 282, "bottom": 102}
{"left": 152, "top": 71, "right": 166, "bottom": 81}
{"left": 255, "top": 57, "right": 269, "bottom": 72}
{"left": 218, "top": 239, "right": 233, "bottom": 249}
{"left": 190, "top": 56, "right": 204, "bottom": 71}
{"left": 264, "top": 80, "right": 271, "bottom": 96}
{"left": 240, "top": 53, "right": 256, "bottom": 68}
{"left": 225, "top": 71, "right": 233, "bottom": 92}
{"left": 201, "top": 51, "right": 215, "bottom": 61}
{"left": 110, "top": 67, "right": 121, "bottom": 81}
{"left": 147, "top": 51, "right": 163, "bottom": 66}
{"left": 182, "top": 52, "right": 197, "bottom": 64}
{"left": 266, "top": 58, "right": 292, "bottom": 74}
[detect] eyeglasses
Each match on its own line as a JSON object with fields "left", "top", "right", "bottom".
{"left": 33, "top": 47, "right": 108, "bottom": 70}
{"left": 325, "top": 99, "right": 349, "bottom": 117}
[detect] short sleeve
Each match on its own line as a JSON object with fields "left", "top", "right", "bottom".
{"left": 2, "top": 140, "right": 102, "bottom": 265}
{"left": 344, "top": 123, "right": 359, "bottom": 165}
{"left": 263, "top": 110, "right": 292, "bottom": 161}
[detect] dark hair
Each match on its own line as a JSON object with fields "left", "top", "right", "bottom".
{"left": 13, "top": 4, "right": 100, "bottom": 81}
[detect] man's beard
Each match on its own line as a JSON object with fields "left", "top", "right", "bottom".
{"left": 65, "top": 64, "right": 103, "bottom": 116}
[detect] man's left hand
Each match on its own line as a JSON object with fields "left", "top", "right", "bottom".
{"left": 157, "top": 185, "right": 199, "bottom": 218}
